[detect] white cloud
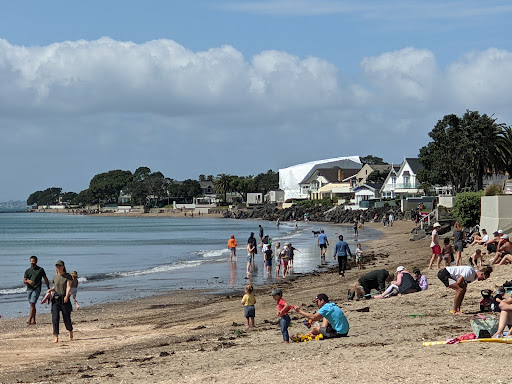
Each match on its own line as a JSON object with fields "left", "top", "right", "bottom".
{"left": 1, "top": 37, "right": 512, "bottom": 201}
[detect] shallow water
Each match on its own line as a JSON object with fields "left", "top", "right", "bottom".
{"left": 0, "top": 213, "right": 379, "bottom": 318}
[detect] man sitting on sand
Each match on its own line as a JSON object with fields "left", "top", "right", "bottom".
{"left": 294, "top": 294, "right": 349, "bottom": 338}
{"left": 491, "top": 234, "right": 512, "bottom": 265}
{"left": 352, "top": 269, "right": 393, "bottom": 299}
{"left": 484, "top": 231, "right": 503, "bottom": 254}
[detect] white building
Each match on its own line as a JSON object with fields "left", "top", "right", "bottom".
{"left": 380, "top": 158, "right": 423, "bottom": 199}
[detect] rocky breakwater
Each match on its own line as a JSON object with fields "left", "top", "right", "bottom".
{"left": 224, "top": 204, "right": 403, "bottom": 224}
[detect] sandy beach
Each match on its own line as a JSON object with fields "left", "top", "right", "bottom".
{"left": 1, "top": 220, "right": 511, "bottom": 384}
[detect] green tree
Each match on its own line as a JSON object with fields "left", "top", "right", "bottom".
{"left": 452, "top": 191, "right": 483, "bottom": 227}
{"left": 214, "top": 174, "right": 233, "bottom": 203}
{"left": 360, "top": 155, "right": 387, "bottom": 165}
{"left": 27, "top": 187, "right": 62, "bottom": 206}
{"left": 198, "top": 174, "right": 206, "bottom": 181}
{"left": 89, "top": 170, "right": 133, "bottom": 204}
{"left": 367, "top": 170, "right": 388, "bottom": 183}
{"left": 253, "top": 170, "right": 279, "bottom": 195}
{"left": 230, "top": 176, "right": 255, "bottom": 202}
{"left": 74, "top": 189, "right": 94, "bottom": 206}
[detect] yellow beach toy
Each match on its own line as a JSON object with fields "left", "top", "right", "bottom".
{"left": 292, "top": 333, "right": 324, "bottom": 342}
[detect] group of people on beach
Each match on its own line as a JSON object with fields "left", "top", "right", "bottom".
{"left": 241, "top": 284, "right": 349, "bottom": 342}
{"left": 23, "top": 256, "right": 80, "bottom": 343}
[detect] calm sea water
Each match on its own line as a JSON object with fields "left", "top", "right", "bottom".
{"left": 0, "top": 212, "right": 379, "bottom": 318}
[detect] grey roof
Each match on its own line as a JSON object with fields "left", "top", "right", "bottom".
{"left": 368, "top": 164, "right": 392, "bottom": 172}
{"left": 405, "top": 158, "right": 422, "bottom": 174}
{"left": 299, "top": 159, "right": 362, "bottom": 184}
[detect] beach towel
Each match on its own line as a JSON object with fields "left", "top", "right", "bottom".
{"left": 470, "top": 314, "right": 498, "bottom": 338}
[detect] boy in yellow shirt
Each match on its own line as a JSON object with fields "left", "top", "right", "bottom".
{"left": 241, "top": 284, "right": 256, "bottom": 329}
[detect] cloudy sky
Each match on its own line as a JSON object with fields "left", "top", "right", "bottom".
{"left": 1, "top": 0, "right": 512, "bottom": 202}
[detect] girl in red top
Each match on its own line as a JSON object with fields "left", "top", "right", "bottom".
{"left": 271, "top": 288, "right": 292, "bottom": 343}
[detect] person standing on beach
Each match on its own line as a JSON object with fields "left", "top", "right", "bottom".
{"left": 333, "top": 235, "right": 352, "bottom": 277}
{"left": 274, "top": 242, "right": 282, "bottom": 279}
{"left": 70, "top": 271, "right": 80, "bottom": 310}
{"left": 258, "top": 225, "right": 264, "bottom": 246}
{"left": 437, "top": 265, "right": 492, "bottom": 315}
{"left": 317, "top": 230, "right": 329, "bottom": 264}
{"left": 353, "top": 219, "right": 359, "bottom": 237}
{"left": 24, "top": 255, "right": 50, "bottom": 325}
{"left": 227, "top": 235, "right": 237, "bottom": 261}
{"left": 246, "top": 242, "right": 256, "bottom": 279}
{"left": 453, "top": 222, "right": 465, "bottom": 266}
{"left": 247, "top": 232, "right": 257, "bottom": 264}
{"left": 428, "top": 223, "right": 442, "bottom": 269}
{"left": 271, "top": 289, "right": 292, "bottom": 343}
{"left": 389, "top": 212, "right": 394, "bottom": 226}
{"left": 241, "top": 284, "right": 256, "bottom": 329}
{"left": 47, "top": 260, "right": 73, "bottom": 343}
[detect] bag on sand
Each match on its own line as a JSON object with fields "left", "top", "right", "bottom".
{"left": 470, "top": 314, "right": 498, "bottom": 338}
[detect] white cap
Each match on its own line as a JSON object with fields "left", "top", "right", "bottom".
{"left": 396, "top": 266, "right": 405, "bottom": 272}
{"left": 433, "top": 222, "right": 441, "bottom": 228}
{"left": 503, "top": 234, "right": 509, "bottom": 240}
{"left": 498, "top": 229, "right": 503, "bottom": 234}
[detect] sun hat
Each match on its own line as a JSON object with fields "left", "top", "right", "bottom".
{"left": 396, "top": 266, "right": 405, "bottom": 272}
{"left": 433, "top": 223, "right": 441, "bottom": 228}
{"left": 55, "top": 260, "right": 65, "bottom": 266}
{"left": 498, "top": 229, "right": 504, "bottom": 234}
{"left": 313, "top": 293, "right": 329, "bottom": 303}
{"left": 271, "top": 289, "right": 282, "bottom": 296}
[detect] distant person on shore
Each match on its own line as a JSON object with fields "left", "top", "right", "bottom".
{"left": 389, "top": 212, "right": 394, "bottom": 226}
{"left": 47, "top": 260, "right": 73, "bottom": 343}
{"left": 355, "top": 243, "right": 363, "bottom": 270}
{"left": 241, "top": 284, "right": 256, "bottom": 329}
{"left": 258, "top": 225, "right": 264, "bottom": 245}
{"left": 353, "top": 219, "right": 359, "bottom": 237}
{"left": 437, "top": 265, "right": 493, "bottom": 315}
{"left": 429, "top": 223, "right": 442, "bottom": 270}
{"left": 264, "top": 245, "right": 273, "bottom": 276}
{"left": 247, "top": 232, "right": 257, "bottom": 263}
{"left": 276, "top": 218, "right": 280, "bottom": 229}
{"left": 274, "top": 242, "right": 282, "bottom": 279}
{"left": 317, "top": 230, "right": 329, "bottom": 264}
{"left": 294, "top": 293, "right": 349, "bottom": 338}
{"left": 359, "top": 214, "right": 365, "bottom": 229}
{"left": 287, "top": 242, "right": 300, "bottom": 268}
{"left": 453, "top": 222, "right": 465, "bottom": 266}
{"left": 442, "top": 237, "right": 454, "bottom": 268}
{"left": 413, "top": 268, "right": 428, "bottom": 290}
{"left": 333, "top": 235, "right": 352, "bottom": 277}
{"left": 280, "top": 244, "right": 290, "bottom": 278}
{"left": 271, "top": 289, "right": 292, "bottom": 343}
{"left": 24, "top": 255, "right": 50, "bottom": 325}
{"left": 70, "top": 271, "right": 80, "bottom": 310}
{"left": 246, "top": 242, "right": 256, "bottom": 279}
{"left": 227, "top": 235, "right": 237, "bottom": 261}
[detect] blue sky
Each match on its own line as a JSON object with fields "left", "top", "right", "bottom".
{"left": 1, "top": 0, "right": 512, "bottom": 201}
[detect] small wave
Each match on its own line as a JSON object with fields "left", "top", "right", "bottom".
{"left": 196, "top": 249, "right": 227, "bottom": 258}
{"left": 111, "top": 261, "right": 203, "bottom": 278}
{"left": 0, "top": 287, "right": 26, "bottom": 295}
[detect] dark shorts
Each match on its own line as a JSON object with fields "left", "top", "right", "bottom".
{"left": 244, "top": 305, "right": 255, "bottom": 318}
{"left": 265, "top": 259, "right": 272, "bottom": 267}
{"left": 319, "top": 244, "right": 327, "bottom": 249}
{"left": 487, "top": 243, "right": 497, "bottom": 253}
{"left": 319, "top": 324, "right": 348, "bottom": 339}
{"left": 454, "top": 242, "right": 463, "bottom": 252}
{"left": 437, "top": 268, "right": 452, "bottom": 287}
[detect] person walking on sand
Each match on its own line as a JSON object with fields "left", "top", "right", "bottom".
{"left": 24, "top": 255, "right": 50, "bottom": 325}
{"left": 317, "top": 230, "right": 329, "bottom": 264}
{"left": 355, "top": 243, "right": 363, "bottom": 270}
{"left": 46, "top": 260, "right": 73, "bottom": 343}
{"left": 271, "top": 289, "right": 292, "bottom": 343}
{"left": 437, "top": 265, "right": 493, "bottom": 315}
{"left": 70, "top": 271, "right": 80, "bottom": 310}
{"left": 264, "top": 245, "right": 273, "bottom": 276}
{"left": 429, "top": 223, "right": 442, "bottom": 269}
{"left": 227, "top": 235, "right": 237, "bottom": 261}
{"left": 241, "top": 284, "right": 256, "bottom": 329}
{"left": 333, "top": 235, "right": 352, "bottom": 277}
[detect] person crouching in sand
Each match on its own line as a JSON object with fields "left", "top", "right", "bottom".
{"left": 437, "top": 265, "right": 492, "bottom": 315}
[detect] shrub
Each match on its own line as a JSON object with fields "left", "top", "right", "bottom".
{"left": 452, "top": 191, "right": 483, "bottom": 227}
{"left": 484, "top": 183, "right": 503, "bottom": 196}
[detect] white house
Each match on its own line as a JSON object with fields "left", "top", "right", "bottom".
{"left": 380, "top": 158, "right": 423, "bottom": 199}
{"left": 279, "top": 156, "right": 362, "bottom": 201}
{"left": 354, "top": 183, "right": 383, "bottom": 208}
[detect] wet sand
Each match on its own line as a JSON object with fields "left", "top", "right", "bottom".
{"left": 1, "top": 220, "right": 511, "bottom": 384}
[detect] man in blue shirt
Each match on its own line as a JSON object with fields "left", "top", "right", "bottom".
{"left": 294, "top": 293, "right": 349, "bottom": 338}
{"left": 317, "top": 230, "right": 329, "bottom": 264}
{"left": 333, "top": 235, "right": 352, "bottom": 277}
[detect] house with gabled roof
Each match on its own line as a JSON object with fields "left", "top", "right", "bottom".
{"left": 380, "top": 158, "right": 423, "bottom": 199}
{"left": 299, "top": 167, "right": 360, "bottom": 199}
{"left": 355, "top": 164, "right": 393, "bottom": 186}
{"left": 354, "top": 183, "right": 383, "bottom": 209}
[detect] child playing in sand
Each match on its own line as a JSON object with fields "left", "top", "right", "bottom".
{"left": 470, "top": 249, "right": 484, "bottom": 268}
{"left": 241, "top": 284, "right": 256, "bottom": 329}
{"left": 355, "top": 243, "right": 363, "bottom": 270}
{"left": 70, "top": 271, "right": 80, "bottom": 310}
{"left": 271, "top": 288, "right": 292, "bottom": 343}
{"left": 413, "top": 268, "right": 428, "bottom": 290}
{"left": 264, "top": 245, "right": 273, "bottom": 276}
{"left": 442, "top": 237, "right": 454, "bottom": 268}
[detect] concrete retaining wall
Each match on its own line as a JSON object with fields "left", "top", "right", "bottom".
{"left": 480, "top": 195, "right": 512, "bottom": 234}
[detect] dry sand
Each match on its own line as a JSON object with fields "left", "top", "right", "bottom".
{"left": 1, "top": 220, "right": 511, "bottom": 384}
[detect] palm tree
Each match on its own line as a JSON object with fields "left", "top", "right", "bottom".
{"left": 214, "top": 174, "right": 232, "bottom": 203}
{"left": 496, "top": 125, "right": 512, "bottom": 177}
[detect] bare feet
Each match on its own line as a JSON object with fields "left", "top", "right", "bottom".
{"left": 69, "top": 331, "right": 73, "bottom": 341}
{"left": 54, "top": 336, "right": 59, "bottom": 343}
